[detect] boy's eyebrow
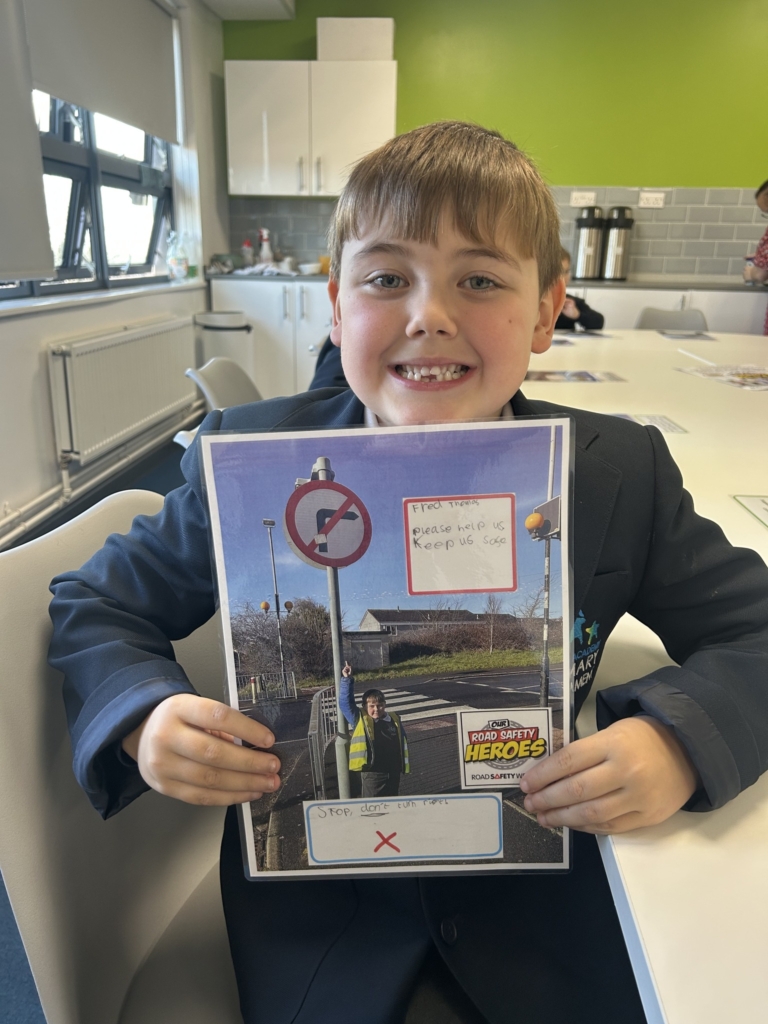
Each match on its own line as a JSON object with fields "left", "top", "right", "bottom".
{"left": 351, "top": 241, "right": 410, "bottom": 262}
{"left": 350, "top": 240, "right": 523, "bottom": 271}
{"left": 456, "top": 245, "right": 523, "bottom": 270}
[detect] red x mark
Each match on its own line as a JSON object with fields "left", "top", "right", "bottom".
{"left": 374, "top": 830, "right": 400, "bottom": 853}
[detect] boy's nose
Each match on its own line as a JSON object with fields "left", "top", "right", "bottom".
{"left": 405, "top": 289, "right": 458, "bottom": 339}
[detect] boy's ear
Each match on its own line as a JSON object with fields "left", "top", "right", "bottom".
{"left": 327, "top": 279, "right": 342, "bottom": 347}
{"left": 531, "top": 277, "right": 566, "bottom": 354}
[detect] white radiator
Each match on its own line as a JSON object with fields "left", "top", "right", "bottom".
{"left": 48, "top": 317, "right": 197, "bottom": 466}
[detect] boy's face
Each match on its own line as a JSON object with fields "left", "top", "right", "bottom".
{"left": 366, "top": 697, "right": 386, "bottom": 719}
{"left": 327, "top": 218, "right": 564, "bottom": 426}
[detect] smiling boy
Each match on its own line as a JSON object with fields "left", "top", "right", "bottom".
{"left": 50, "top": 122, "right": 768, "bottom": 1024}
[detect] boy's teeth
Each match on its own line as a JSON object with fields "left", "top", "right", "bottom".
{"left": 397, "top": 363, "right": 469, "bottom": 382}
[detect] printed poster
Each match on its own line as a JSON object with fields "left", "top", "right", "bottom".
{"left": 201, "top": 419, "right": 573, "bottom": 879}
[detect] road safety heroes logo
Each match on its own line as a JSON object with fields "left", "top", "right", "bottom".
{"left": 457, "top": 708, "right": 552, "bottom": 790}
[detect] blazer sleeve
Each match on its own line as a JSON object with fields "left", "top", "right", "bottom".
{"left": 596, "top": 427, "right": 768, "bottom": 811}
{"left": 338, "top": 676, "right": 359, "bottom": 728}
{"left": 48, "top": 410, "right": 225, "bottom": 818}
{"left": 574, "top": 296, "right": 604, "bottom": 331}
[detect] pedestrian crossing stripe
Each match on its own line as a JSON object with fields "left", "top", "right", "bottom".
{"left": 401, "top": 705, "right": 475, "bottom": 722}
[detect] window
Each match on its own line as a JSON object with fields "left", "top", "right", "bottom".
{"left": 4, "top": 91, "right": 174, "bottom": 300}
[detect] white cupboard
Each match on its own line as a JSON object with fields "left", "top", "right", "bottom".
{"left": 210, "top": 279, "right": 333, "bottom": 398}
{"left": 309, "top": 61, "right": 397, "bottom": 195}
{"left": 570, "top": 285, "right": 766, "bottom": 334}
{"left": 225, "top": 60, "right": 397, "bottom": 196}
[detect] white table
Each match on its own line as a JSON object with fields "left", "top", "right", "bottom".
{"left": 525, "top": 330, "right": 768, "bottom": 1024}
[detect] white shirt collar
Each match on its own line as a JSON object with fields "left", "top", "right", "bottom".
{"left": 364, "top": 402, "right": 513, "bottom": 427}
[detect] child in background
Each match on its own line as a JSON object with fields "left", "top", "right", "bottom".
{"left": 555, "top": 247, "right": 605, "bottom": 331}
{"left": 339, "top": 662, "right": 410, "bottom": 797}
{"left": 49, "top": 122, "right": 768, "bottom": 1024}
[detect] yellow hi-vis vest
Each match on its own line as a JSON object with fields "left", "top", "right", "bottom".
{"left": 348, "top": 713, "right": 410, "bottom": 774}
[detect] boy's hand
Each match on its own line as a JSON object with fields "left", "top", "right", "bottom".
{"left": 519, "top": 716, "right": 701, "bottom": 834}
{"left": 561, "top": 297, "right": 580, "bottom": 320}
{"left": 342, "top": 661, "right": 353, "bottom": 677}
{"left": 122, "top": 694, "right": 281, "bottom": 806}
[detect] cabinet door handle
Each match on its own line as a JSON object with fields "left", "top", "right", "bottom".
{"left": 299, "top": 285, "right": 306, "bottom": 319}
{"left": 297, "top": 156, "right": 304, "bottom": 193}
{"left": 282, "top": 285, "right": 289, "bottom": 319}
{"left": 315, "top": 156, "right": 322, "bottom": 193}
{"left": 308, "top": 344, "right": 318, "bottom": 354}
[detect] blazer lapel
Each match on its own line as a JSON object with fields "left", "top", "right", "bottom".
{"left": 512, "top": 391, "right": 622, "bottom": 612}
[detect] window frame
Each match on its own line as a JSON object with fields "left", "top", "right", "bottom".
{"left": 6, "top": 96, "right": 174, "bottom": 300}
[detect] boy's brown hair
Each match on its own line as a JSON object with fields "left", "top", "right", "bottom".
{"left": 329, "top": 121, "right": 562, "bottom": 294}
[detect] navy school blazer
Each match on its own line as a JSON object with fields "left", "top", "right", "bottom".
{"left": 49, "top": 386, "right": 768, "bottom": 818}
{"left": 48, "top": 387, "right": 768, "bottom": 1023}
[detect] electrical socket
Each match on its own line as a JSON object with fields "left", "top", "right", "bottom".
{"left": 570, "top": 191, "right": 597, "bottom": 207}
{"left": 639, "top": 191, "right": 666, "bottom": 208}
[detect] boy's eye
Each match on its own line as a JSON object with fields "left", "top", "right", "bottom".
{"left": 464, "top": 275, "right": 496, "bottom": 291}
{"left": 371, "top": 274, "right": 404, "bottom": 289}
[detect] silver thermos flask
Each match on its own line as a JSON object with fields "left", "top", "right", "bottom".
{"left": 601, "top": 206, "right": 634, "bottom": 280}
{"left": 573, "top": 206, "right": 604, "bottom": 279}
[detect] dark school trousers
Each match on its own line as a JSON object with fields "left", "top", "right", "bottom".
{"left": 220, "top": 808, "right": 647, "bottom": 1024}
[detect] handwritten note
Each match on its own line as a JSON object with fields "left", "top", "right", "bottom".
{"left": 403, "top": 493, "right": 517, "bottom": 594}
{"left": 304, "top": 793, "right": 504, "bottom": 865}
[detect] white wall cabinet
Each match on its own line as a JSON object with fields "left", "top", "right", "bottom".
{"left": 572, "top": 285, "right": 767, "bottom": 334}
{"left": 210, "top": 279, "right": 332, "bottom": 398}
{"left": 225, "top": 60, "right": 396, "bottom": 196}
{"left": 225, "top": 61, "right": 310, "bottom": 197}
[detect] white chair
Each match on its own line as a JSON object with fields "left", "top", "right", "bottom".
{"left": 185, "top": 357, "right": 262, "bottom": 412}
{"left": 0, "top": 490, "right": 241, "bottom": 1024}
{"left": 635, "top": 307, "right": 709, "bottom": 332}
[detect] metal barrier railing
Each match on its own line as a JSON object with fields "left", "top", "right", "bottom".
{"left": 236, "top": 671, "right": 297, "bottom": 702}
{"left": 307, "top": 685, "right": 337, "bottom": 801}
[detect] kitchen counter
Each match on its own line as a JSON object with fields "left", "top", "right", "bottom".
{"left": 572, "top": 275, "right": 762, "bottom": 292}
{"left": 207, "top": 272, "right": 762, "bottom": 293}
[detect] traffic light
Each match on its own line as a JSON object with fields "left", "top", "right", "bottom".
{"left": 525, "top": 496, "right": 561, "bottom": 541}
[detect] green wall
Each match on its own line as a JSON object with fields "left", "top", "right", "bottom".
{"left": 223, "top": 0, "right": 768, "bottom": 187}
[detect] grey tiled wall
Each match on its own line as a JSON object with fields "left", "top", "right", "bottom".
{"left": 229, "top": 188, "right": 766, "bottom": 279}
{"left": 553, "top": 187, "right": 766, "bottom": 278}
{"left": 229, "top": 197, "right": 336, "bottom": 265}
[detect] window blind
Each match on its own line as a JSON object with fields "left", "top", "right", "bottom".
{"left": 23, "top": 0, "right": 178, "bottom": 144}
{"left": 0, "top": 0, "right": 55, "bottom": 282}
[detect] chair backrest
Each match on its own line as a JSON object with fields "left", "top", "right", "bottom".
{"left": 0, "top": 491, "right": 226, "bottom": 1024}
{"left": 635, "top": 306, "right": 709, "bottom": 331}
{"left": 186, "top": 357, "right": 262, "bottom": 411}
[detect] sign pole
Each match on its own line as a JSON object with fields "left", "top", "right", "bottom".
{"left": 312, "top": 458, "right": 351, "bottom": 799}
{"left": 539, "top": 426, "right": 556, "bottom": 707}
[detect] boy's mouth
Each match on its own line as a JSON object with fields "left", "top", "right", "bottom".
{"left": 395, "top": 363, "right": 470, "bottom": 382}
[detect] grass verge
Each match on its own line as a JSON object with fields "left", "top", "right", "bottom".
{"left": 301, "top": 647, "right": 563, "bottom": 688}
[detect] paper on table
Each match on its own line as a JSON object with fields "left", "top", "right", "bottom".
{"left": 611, "top": 414, "right": 687, "bottom": 434}
{"left": 677, "top": 365, "right": 768, "bottom": 390}
{"left": 733, "top": 496, "right": 768, "bottom": 530}
{"left": 525, "top": 370, "right": 625, "bottom": 383}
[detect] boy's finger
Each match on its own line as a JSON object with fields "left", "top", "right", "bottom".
{"left": 161, "top": 753, "right": 281, "bottom": 797}
{"left": 522, "top": 762, "right": 618, "bottom": 814}
{"left": 175, "top": 729, "right": 281, "bottom": 777}
{"left": 159, "top": 778, "right": 278, "bottom": 807}
{"left": 178, "top": 697, "right": 276, "bottom": 748}
{"left": 535, "top": 789, "right": 630, "bottom": 831}
{"left": 520, "top": 733, "right": 608, "bottom": 793}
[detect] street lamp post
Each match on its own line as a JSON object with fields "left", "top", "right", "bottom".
{"left": 262, "top": 518, "right": 286, "bottom": 685}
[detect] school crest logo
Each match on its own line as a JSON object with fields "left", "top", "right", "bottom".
{"left": 572, "top": 609, "right": 602, "bottom": 692}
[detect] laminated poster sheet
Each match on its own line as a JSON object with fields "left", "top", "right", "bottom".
{"left": 200, "top": 418, "right": 573, "bottom": 880}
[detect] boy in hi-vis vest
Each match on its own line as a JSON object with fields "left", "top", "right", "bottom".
{"left": 339, "top": 661, "right": 410, "bottom": 797}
